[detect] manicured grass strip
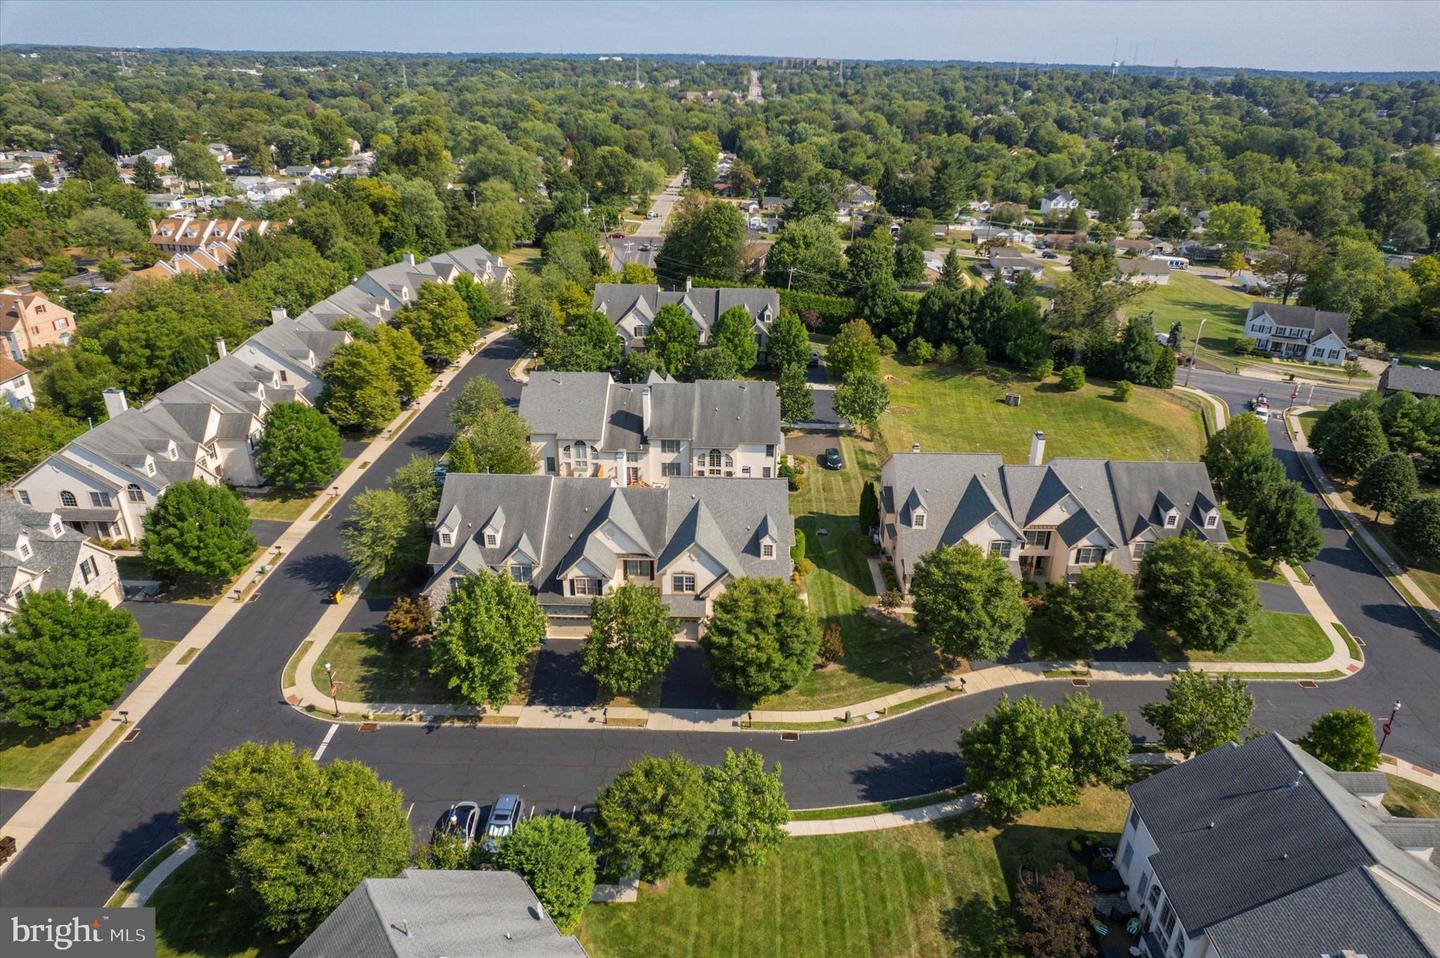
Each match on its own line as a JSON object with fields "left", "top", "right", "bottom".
{"left": 281, "top": 640, "right": 312, "bottom": 691}
{"left": 1333, "top": 622, "right": 1362, "bottom": 659}
{"left": 579, "top": 786, "right": 1127, "bottom": 958}
{"left": 1178, "top": 610, "right": 1332, "bottom": 664}
{"left": 246, "top": 490, "right": 319, "bottom": 522}
{"left": 106, "top": 836, "right": 188, "bottom": 907}
{"left": 1234, "top": 669, "right": 1346, "bottom": 680}
{"left": 149, "top": 852, "right": 291, "bottom": 958}
{"left": 68, "top": 720, "right": 129, "bottom": 782}
{"left": 1291, "top": 565, "right": 1312, "bottom": 585}
{"left": 752, "top": 689, "right": 959, "bottom": 730}
{"left": 1383, "top": 774, "right": 1440, "bottom": 818}
{"left": 309, "top": 492, "right": 340, "bottom": 521}
{"left": 1220, "top": 505, "right": 1284, "bottom": 583}
{"left": 0, "top": 712, "right": 110, "bottom": 790}
{"left": 313, "top": 631, "right": 458, "bottom": 705}
{"left": 141, "top": 638, "right": 178, "bottom": 668}
{"left": 789, "top": 787, "right": 967, "bottom": 822}
{"left": 177, "top": 647, "right": 199, "bottom": 665}
{"left": 1043, "top": 668, "right": 1091, "bottom": 678}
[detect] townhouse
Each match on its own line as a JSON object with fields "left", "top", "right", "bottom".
{"left": 1114, "top": 733, "right": 1440, "bottom": 958}
{"left": 9, "top": 244, "right": 511, "bottom": 543}
{"left": 519, "top": 372, "right": 783, "bottom": 486}
{"left": 1243, "top": 302, "right": 1351, "bottom": 366}
{"left": 1, "top": 498, "right": 121, "bottom": 624}
{"left": 424, "top": 473, "right": 793, "bottom": 633}
{"left": 0, "top": 354, "right": 35, "bottom": 410}
{"left": 0, "top": 288, "right": 75, "bottom": 361}
{"left": 878, "top": 433, "right": 1225, "bottom": 590}
{"left": 590, "top": 281, "right": 779, "bottom": 357}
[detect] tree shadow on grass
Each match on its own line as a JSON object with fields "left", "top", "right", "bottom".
{"left": 941, "top": 895, "right": 1017, "bottom": 958}
{"left": 849, "top": 749, "right": 966, "bottom": 803}
{"left": 148, "top": 851, "right": 292, "bottom": 958}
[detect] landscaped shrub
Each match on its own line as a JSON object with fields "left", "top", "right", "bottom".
{"left": 778, "top": 290, "right": 855, "bottom": 333}
{"left": 1031, "top": 359, "right": 1054, "bottom": 380}
{"left": 1113, "top": 380, "right": 1134, "bottom": 402}
{"left": 880, "top": 588, "right": 903, "bottom": 610}
{"left": 1233, "top": 337, "right": 1256, "bottom": 356}
{"left": 818, "top": 622, "right": 844, "bottom": 663}
{"left": 880, "top": 562, "right": 900, "bottom": 591}
{"left": 1059, "top": 365, "right": 1086, "bottom": 391}
{"left": 877, "top": 334, "right": 897, "bottom": 356}
{"left": 908, "top": 338, "right": 935, "bottom": 364}
{"left": 960, "top": 343, "right": 986, "bottom": 371}
{"left": 935, "top": 343, "right": 959, "bottom": 366}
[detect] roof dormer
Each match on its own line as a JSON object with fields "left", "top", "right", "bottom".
{"left": 481, "top": 505, "right": 506, "bottom": 549}
{"left": 167, "top": 441, "right": 178, "bottom": 460}
{"left": 437, "top": 505, "right": 462, "bottom": 547}
{"left": 755, "top": 513, "right": 779, "bottom": 560}
{"left": 13, "top": 533, "right": 31, "bottom": 560}
{"left": 903, "top": 488, "right": 928, "bottom": 529}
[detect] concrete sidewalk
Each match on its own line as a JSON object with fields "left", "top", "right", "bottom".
{"left": 0, "top": 327, "right": 512, "bottom": 874}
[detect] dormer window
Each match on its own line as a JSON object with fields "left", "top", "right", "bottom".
{"left": 17, "top": 539, "right": 31, "bottom": 559}
{"left": 144, "top": 457, "right": 155, "bottom": 475}
{"left": 913, "top": 511, "right": 926, "bottom": 529}
{"left": 50, "top": 520, "right": 62, "bottom": 537}
{"left": 168, "top": 442, "right": 178, "bottom": 460}
{"left": 1205, "top": 513, "right": 1219, "bottom": 529}
{"left": 761, "top": 542, "right": 775, "bottom": 559}
{"left": 485, "top": 532, "right": 498, "bottom": 547}
{"left": 1164, "top": 513, "right": 1178, "bottom": 528}
{"left": 440, "top": 531, "right": 453, "bottom": 546}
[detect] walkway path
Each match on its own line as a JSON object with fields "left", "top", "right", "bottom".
{"left": 119, "top": 840, "right": 195, "bottom": 907}
{"left": 0, "top": 326, "right": 513, "bottom": 874}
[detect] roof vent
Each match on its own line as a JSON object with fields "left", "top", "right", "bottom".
{"left": 1208, "top": 821, "right": 1215, "bottom": 829}
{"left": 1289, "top": 769, "right": 1305, "bottom": 789}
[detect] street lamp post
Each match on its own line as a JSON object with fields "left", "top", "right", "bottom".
{"left": 1378, "top": 700, "right": 1402, "bottom": 754}
{"left": 324, "top": 661, "right": 340, "bottom": 718}
{"left": 1183, "top": 317, "right": 1209, "bottom": 388}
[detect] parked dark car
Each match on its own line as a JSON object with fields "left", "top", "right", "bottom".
{"left": 809, "top": 350, "right": 821, "bottom": 368}
{"left": 432, "top": 800, "right": 481, "bottom": 848}
{"left": 1040, "top": 250, "right": 1059, "bottom": 260}
{"left": 482, "top": 794, "right": 523, "bottom": 852}
{"left": 822, "top": 447, "right": 844, "bottom": 470}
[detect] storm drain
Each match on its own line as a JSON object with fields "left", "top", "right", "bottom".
{"left": 1297, "top": 680, "right": 1319, "bottom": 689}
{"left": 780, "top": 731, "right": 800, "bottom": 742}
{"left": 1071, "top": 678, "right": 1091, "bottom": 688}
{"left": 122, "top": 727, "right": 142, "bottom": 743}
{"left": 359, "top": 722, "right": 380, "bottom": 733}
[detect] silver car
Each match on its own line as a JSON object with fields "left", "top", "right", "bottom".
{"left": 432, "top": 800, "right": 480, "bottom": 848}
{"left": 482, "top": 794, "right": 523, "bottom": 852}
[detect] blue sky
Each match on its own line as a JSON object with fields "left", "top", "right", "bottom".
{"left": 2, "top": 0, "right": 1436, "bottom": 73}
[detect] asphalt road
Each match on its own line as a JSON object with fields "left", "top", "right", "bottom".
{"left": 631, "top": 172, "right": 685, "bottom": 239}
{"left": 5, "top": 343, "right": 1439, "bottom": 909}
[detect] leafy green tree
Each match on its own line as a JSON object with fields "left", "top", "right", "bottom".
{"left": 1039, "top": 564, "right": 1141, "bottom": 658}
{"left": 593, "top": 754, "right": 713, "bottom": 883}
{"left": 244, "top": 255, "right": 348, "bottom": 317}
{"left": 937, "top": 248, "right": 967, "bottom": 290}
{"left": 340, "top": 488, "right": 424, "bottom": 582}
{"left": 321, "top": 340, "right": 401, "bottom": 431}
{"left": 777, "top": 362, "right": 813, "bottom": 423}
{"left": 454, "top": 406, "right": 538, "bottom": 474}
{"left": 1355, "top": 451, "right": 1418, "bottom": 519}
{"left": 0, "top": 591, "right": 144, "bottom": 729}
{"left": 448, "top": 377, "right": 505, "bottom": 432}
{"left": 959, "top": 695, "right": 1076, "bottom": 820}
{"left": 451, "top": 273, "right": 495, "bottom": 326}
{"left": 647, "top": 303, "right": 701, "bottom": 377}
{"left": 833, "top": 370, "right": 890, "bottom": 437}
{"left": 254, "top": 402, "right": 342, "bottom": 490}
{"left": 1137, "top": 535, "right": 1257, "bottom": 652}
{"left": 97, "top": 256, "right": 127, "bottom": 281}
{"left": 763, "top": 215, "right": 846, "bottom": 293}
{"left": 765, "top": 311, "right": 810, "bottom": 372}
{"left": 1253, "top": 229, "right": 1323, "bottom": 304}
{"left": 172, "top": 142, "right": 225, "bottom": 192}
{"left": 373, "top": 324, "right": 432, "bottom": 401}
{"left": 430, "top": 572, "right": 546, "bottom": 708}
{"left": 31, "top": 346, "right": 123, "bottom": 422}
{"left": 1202, "top": 414, "right": 1271, "bottom": 487}
{"left": 656, "top": 195, "right": 746, "bottom": 285}
{"left": 493, "top": 816, "right": 596, "bottom": 935}
{"left": 581, "top": 583, "right": 676, "bottom": 697}
{"left": 703, "top": 748, "right": 789, "bottom": 870}
{"left": 0, "top": 406, "right": 85, "bottom": 484}
{"left": 1397, "top": 495, "right": 1440, "bottom": 560}
{"left": 132, "top": 153, "right": 162, "bottom": 192}
{"left": 384, "top": 594, "right": 434, "bottom": 649}
{"left": 1246, "top": 480, "right": 1323, "bottom": 568}
{"left": 682, "top": 131, "right": 721, "bottom": 189}
{"left": 1226, "top": 454, "right": 1289, "bottom": 522}
{"left": 825, "top": 319, "right": 881, "bottom": 382}
{"left": 1058, "top": 365, "right": 1086, "bottom": 390}
{"left": 141, "top": 480, "right": 257, "bottom": 585}
{"left": 911, "top": 543, "right": 1029, "bottom": 661}
{"left": 387, "top": 454, "right": 441, "bottom": 525}
{"left": 1318, "top": 407, "right": 1389, "bottom": 478}
{"left": 711, "top": 305, "right": 760, "bottom": 373}
{"left": 178, "top": 742, "right": 410, "bottom": 938}
{"left": 1206, "top": 202, "right": 1269, "bottom": 252}
{"left": 1113, "top": 315, "right": 1171, "bottom": 387}
{"left": 446, "top": 436, "right": 480, "bottom": 473}
{"left": 1141, "top": 671, "right": 1255, "bottom": 758}
{"left": 1299, "top": 708, "right": 1381, "bottom": 771}
{"left": 701, "top": 577, "right": 819, "bottom": 699}
{"left": 394, "top": 282, "right": 478, "bottom": 362}
{"left": 893, "top": 243, "right": 926, "bottom": 287}
{"left": 1056, "top": 692, "right": 1132, "bottom": 787}
{"left": 70, "top": 207, "right": 143, "bottom": 257}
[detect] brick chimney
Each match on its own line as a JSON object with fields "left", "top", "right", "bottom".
{"left": 102, "top": 388, "right": 128, "bottom": 419}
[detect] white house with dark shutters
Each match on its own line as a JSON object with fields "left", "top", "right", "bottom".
{"left": 1243, "top": 302, "right": 1350, "bottom": 366}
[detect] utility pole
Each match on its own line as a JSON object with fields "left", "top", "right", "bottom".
{"left": 1184, "top": 317, "right": 1208, "bottom": 388}
{"left": 787, "top": 266, "right": 796, "bottom": 290}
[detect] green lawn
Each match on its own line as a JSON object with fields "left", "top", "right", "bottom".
{"left": 1333, "top": 483, "right": 1440, "bottom": 609}
{"left": 246, "top": 489, "right": 321, "bottom": 522}
{"left": 0, "top": 712, "right": 110, "bottom": 790}
{"left": 141, "top": 638, "right": 178, "bottom": 667}
{"left": 1134, "top": 270, "right": 1252, "bottom": 367}
{"left": 1384, "top": 774, "right": 1440, "bottom": 818}
{"left": 765, "top": 436, "right": 943, "bottom": 711}
{"left": 502, "top": 246, "right": 543, "bottom": 275}
{"left": 1155, "top": 610, "right": 1332, "bottom": 664}
{"left": 313, "top": 631, "right": 457, "bottom": 705}
{"left": 149, "top": 853, "right": 289, "bottom": 958}
{"left": 1219, "top": 504, "right": 1285, "bottom": 584}
{"left": 878, "top": 357, "right": 1208, "bottom": 464}
{"left": 580, "top": 786, "right": 1128, "bottom": 958}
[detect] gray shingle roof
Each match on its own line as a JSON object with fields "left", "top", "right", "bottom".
{"left": 290, "top": 868, "right": 588, "bottom": 958}
{"left": 1128, "top": 734, "right": 1440, "bottom": 954}
{"left": 1382, "top": 364, "right": 1440, "bottom": 398}
{"left": 426, "top": 474, "right": 792, "bottom": 617}
{"left": 590, "top": 284, "right": 779, "bottom": 338}
{"left": 1249, "top": 302, "right": 1350, "bottom": 345}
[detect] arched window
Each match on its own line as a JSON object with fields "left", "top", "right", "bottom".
{"left": 127, "top": 484, "right": 144, "bottom": 503}
{"left": 60, "top": 490, "right": 78, "bottom": 507}
{"left": 709, "top": 449, "right": 722, "bottom": 469}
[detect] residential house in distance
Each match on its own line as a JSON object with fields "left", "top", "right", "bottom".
{"left": 0, "top": 288, "right": 75, "bottom": 361}
{"left": 878, "top": 434, "right": 1226, "bottom": 590}
{"left": 140, "top": 216, "right": 277, "bottom": 281}
{"left": 424, "top": 473, "right": 793, "bottom": 634}
{"left": 986, "top": 248, "right": 1045, "bottom": 283}
{"left": 590, "top": 282, "right": 779, "bottom": 358}
{"left": 1114, "top": 733, "right": 1440, "bottom": 958}
{"left": 145, "top": 194, "right": 189, "bottom": 213}
{"left": 0, "top": 156, "right": 35, "bottom": 184}
{"left": 1379, "top": 364, "right": 1440, "bottom": 399}
{"left": 1, "top": 498, "right": 121, "bottom": 624}
{"left": 290, "top": 869, "right": 588, "bottom": 958}
{"left": 519, "top": 372, "right": 783, "bottom": 486}
{"left": 1040, "top": 189, "right": 1080, "bottom": 215}
{"left": 118, "top": 146, "right": 173, "bottom": 170}
{"left": 1118, "top": 258, "right": 1172, "bottom": 285}
{"left": 0, "top": 354, "right": 35, "bottom": 409}
{"left": 1114, "top": 237, "right": 1161, "bottom": 256}
{"left": 11, "top": 244, "right": 507, "bottom": 541}
{"left": 1243, "top": 302, "right": 1350, "bottom": 366}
